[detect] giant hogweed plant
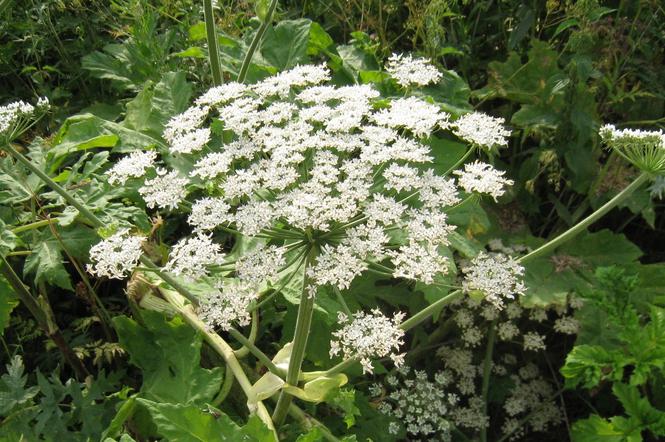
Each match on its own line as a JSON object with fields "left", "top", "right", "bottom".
{"left": 2, "top": 37, "right": 665, "bottom": 442}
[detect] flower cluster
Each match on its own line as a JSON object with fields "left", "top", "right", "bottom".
{"left": 461, "top": 252, "right": 526, "bottom": 309}
{"left": 330, "top": 309, "right": 405, "bottom": 374}
{"left": 599, "top": 124, "right": 665, "bottom": 173}
{"left": 452, "top": 112, "right": 511, "bottom": 150}
{"left": 86, "top": 229, "right": 144, "bottom": 279}
{"left": 0, "top": 97, "right": 49, "bottom": 139}
{"left": 91, "top": 58, "right": 513, "bottom": 330}
{"left": 374, "top": 367, "right": 457, "bottom": 440}
{"left": 454, "top": 161, "right": 514, "bottom": 201}
{"left": 385, "top": 53, "right": 443, "bottom": 88}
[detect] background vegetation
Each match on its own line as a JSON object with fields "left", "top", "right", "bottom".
{"left": 1, "top": 0, "right": 664, "bottom": 441}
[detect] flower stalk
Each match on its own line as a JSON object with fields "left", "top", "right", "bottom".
{"left": 272, "top": 245, "right": 318, "bottom": 426}
{"left": 237, "top": 0, "right": 279, "bottom": 83}
{"left": 203, "top": 0, "right": 223, "bottom": 86}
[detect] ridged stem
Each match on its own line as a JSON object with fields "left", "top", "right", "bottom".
{"left": 272, "top": 245, "right": 317, "bottom": 426}
{"left": 203, "top": 0, "right": 223, "bottom": 85}
{"left": 479, "top": 318, "right": 498, "bottom": 442}
{"left": 237, "top": 0, "right": 279, "bottom": 83}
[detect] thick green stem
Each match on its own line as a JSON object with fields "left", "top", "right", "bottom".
{"left": 518, "top": 172, "right": 650, "bottom": 264}
{"left": 237, "top": 0, "right": 279, "bottom": 83}
{"left": 479, "top": 318, "right": 498, "bottom": 442}
{"left": 272, "top": 245, "right": 317, "bottom": 426}
{"left": 159, "top": 288, "right": 277, "bottom": 436}
{"left": 203, "top": 0, "right": 223, "bottom": 85}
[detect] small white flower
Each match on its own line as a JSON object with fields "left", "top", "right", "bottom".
{"left": 188, "top": 197, "right": 233, "bottom": 231}
{"left": 86, "top": 229, "right": 143, "bottom": 279}
{"left": 168, "top": 128, "right": 211, "bottom": 154}
{"left": 195, "top": 82, "right": 249, "bottom": 107}
{"left": 385, "top": 53, "right": 443, "bottom": 88}
{"left": 164, "top": 234, "right": 225, "bottom": 280}
{"left": 198, "top": 279, "right": 258, "bottom": 330}
{"left": 553, "top": 316, "right": 579, "bottom": 335}
{"left": 330, "top": 309, "right": 405, "bottom": 374}
{"left": 523, "top": 332, "right": 546, "bottom": 351}
{"left": 372, "top": 97, "right": 450, "bottom": 137}
{"left": 106, "top": 151, "right": 157, "bottom": 185}
{"left": 234, "top": 200, "right": 275, "bottom": 236}
{"left": 383, "top": 163, "right": 422, "bottom": 193}
{"left": 0, "top": 100, "right": 36, "bottom": 135}
{"left": 139, "top": 168, "right": 188, "bottom": 210}
{"left": 390, "top": 241, "right": 448, "bottom": 284}
{"left": 452, "top": 112, "right": 511, "bottom": 149}
{"left": 462, "top": 252, "right": 526, "bottom": 309}
{"left": 308, "top": 245, "right": 367, "bottom": 290}
{"left": 497, "top": 322, "right": 520, "bottom": 341}
{"left": 235, "top": 244, "right": 285, "bottom": 285}
{"left": 454, "top": 161, "right": 513, "bottom": 200}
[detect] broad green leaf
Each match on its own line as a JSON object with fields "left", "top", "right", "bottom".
{"left": 560, "top": 229, "right": 642, "bottom": 266}
{"left": 521, "top": 257, "right": 585, "bottom": 308}
{"left": 23, "top": 240, "right": 72, "bottom": 291}
{"left": 561, "top": 344, "right": 622, "bottom": 389}
{"left": 124, "top": 72, "right": 193, "bottom": 139}
{"left": 113, "top": 311, "right": 223, "bottom": 405}
{"left": 261, "top": 19, "right": 312, "bottom": 70}
{"left": 82, "top": 45, "right": 135, "bottom": 89}
{"left": 0, "top": 356, "right": 39, "bottom": 415}
{"left": 49, "top": 114, "right": 160, "bottom": 164}
{"left": 571, "top": 414, "right": 635, "bottom": 442}
{"left": 188, "top": 22, "right": 207, "bottom": 41}
{"left": 0, "top": 219, "right": 18, "bottom": 256}
{"left": 138, "top": 400, "right": 276, "bottom": 442}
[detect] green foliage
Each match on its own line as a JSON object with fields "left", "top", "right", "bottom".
{"left": 113, "top": 311, "right": 223, "bottom": 405}
{"left": 562, "top": 267, "right": 665, "bottom": 441}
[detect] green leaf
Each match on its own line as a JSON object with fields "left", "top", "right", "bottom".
{"left": 560, "top": 230, "right": 642, "bottom": 267}
{"left": 188, "top": 22, "right": 207, "bottom": 41}
{"left": 113, "top": 311, "right": 223, "bottom": 404}
{"left": 124, "top": 72, "right": 193, "bottom": 139}
{"left": 561, "top": 345, "right": 622, "bottom": 389}
{"left": 571, "top": 414, "right": 636, "bottom": 442}
{"left": 261, "top": 19, "right": 312, "bottom": 70}
{"left": 23, "top": 240, "right": 72, "bottom": 291}
{"left": 0, "top": 356, "right": 39, "bottom": 415}
{"left": 138, "top": 400, "right": 276, "bottom": 442}
{"left": 49, "top": 114, "right": 160, "bottom": 164}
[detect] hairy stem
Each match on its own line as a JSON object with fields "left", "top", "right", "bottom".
{"left": 237, "top": 0, "right": 279, "bottom": 83}
{"left": 203, "top": 0, "right": 223, "bottom": 85}
{"left": 272, "top": 245, "right": 317, "bottom": 426}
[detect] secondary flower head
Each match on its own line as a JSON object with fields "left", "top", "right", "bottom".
{"left": 452, "top": 112, "right": 511, "bottom": 150}
{"left": 87, "top": 229, "right": 144, "bottom": 279}
{"left": 454, "top": 161, "right": 514, "bottom": 200}
{"left": 599, "top": 124, "right": 665, "bottom": 174}
{"left": 138, "top": 168, "right": 189, "bottom": 210}
{"left": 462, "top": 252, "right": 526, "bottom": 309}
{"left": 385, "top": 53, "right": 443, "bottom": 88}
{"left": 163, "top": 233, "right": 226, "bottom": 280}
{"left": 0, "top": 98, "right": 49, "bottom": 140}
{"left": 330, "top": 309, "right": 405, "bottom": 374}
{"left": 106, "top": 150, "right": 157, "bottom": 185}
{"left": 197, "top": 279, "right": 258, "bottom": 331}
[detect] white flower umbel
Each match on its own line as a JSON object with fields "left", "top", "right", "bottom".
{"left": 390, "top": 241, "right": 449, "bottom": 284}
{"left": 330, "top": 309, "right": 405, "bottom": 374}
{"left": 522, "top": 332, "right": 546, "bottom": 351}
{"left": 86, "top": 229, "right": 144, "bottom": 279}
{"left": 452, "top": 112, "right": 511, "bottom": 150}
{"left": 197, "top": 279, "right": 258, "bottom": 330}
{"left": 372, "top": 97, "right": 450, "bottom": 137}
{"left": 454, "top": 161, "right": 514, "bottom": 200}
{"left": 1, "top": 98, "right": 48, "bottom": 140}
{"left": 462, "top": 252, "right": 526, "bottom": 309}
{"left": 385, "top": 53, "right": 443, "bottom": 88}
{"left": 188, "top": 197, "right": 233, "bottom": 231}
{"left": 106, "top": 151, "right": 157, "bottom": 185}
{"left": 599, "top": 124, "right": 665, "bottom": 173}
{"left": 235, "top": 244, "right": 285, "bottom": 285}
{"left": 163, "top": 233, "right": 226, "bottom": 280}
{"left": 377, "top": 368, "right": 456, "bottom": 439}
{"left": 139, "top": 168, "right": 188, "bottom": 210}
